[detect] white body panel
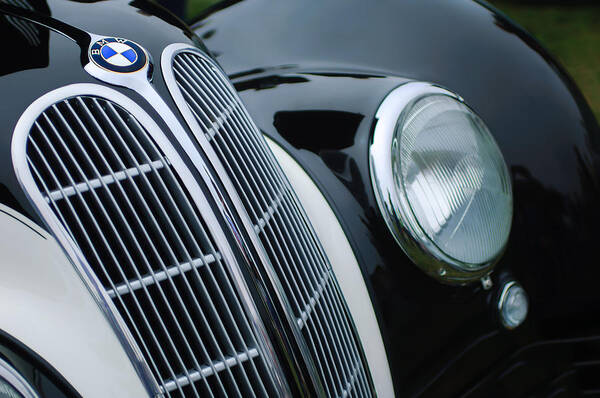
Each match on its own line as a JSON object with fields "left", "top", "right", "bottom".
{"left": 267, "top": 138, "right": 395, "bottom": 398}
{"left": 0, "top": 204, "right": 147, "bottom": 397}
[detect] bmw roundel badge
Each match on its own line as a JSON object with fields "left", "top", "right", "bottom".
{"left": 89, "top": 37, "right": 147, "bottom": 73}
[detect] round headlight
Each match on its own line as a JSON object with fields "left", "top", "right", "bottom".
{"left": 370, "top": 82, "right": 512, "bottom": 283}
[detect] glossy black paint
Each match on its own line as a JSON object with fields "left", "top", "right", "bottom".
{"left": 1, "top": 0, "right": 599, "bottom": 396}
{"left": 192, "top": 0, "right": 600, "bottom": 396}
{"left": 0, "top": 329, "right": 81, "bottom": 398}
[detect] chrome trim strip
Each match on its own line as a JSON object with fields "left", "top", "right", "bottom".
{"left": 0, "top": 356, "right": 39, "bottom": 398}
{"left": 161, "top": 43, "right": 323, "bottom": 397}
{"left": 84, "top": 42, "right": 292, "bottom": 395}
{"left": 369, "top": 81, "right": 499, "bottom": 283}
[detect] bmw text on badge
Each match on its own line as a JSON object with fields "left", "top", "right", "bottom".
{"left": 89, "top": 37, "right": 147, "bottom": 73}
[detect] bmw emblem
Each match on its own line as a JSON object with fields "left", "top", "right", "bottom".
{"left": 89, "top": 37, "right": 147, "bottom": 73}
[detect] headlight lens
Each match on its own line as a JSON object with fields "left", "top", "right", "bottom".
{"left": 370, "top": 82, "right": 512, "bottom": 282}
{"left": 397, "top": 94, "right": 512, "bottom": 266}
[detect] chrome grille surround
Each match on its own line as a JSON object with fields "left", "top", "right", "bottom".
{"left": 12, "top": 84, "right": 290, "bottom": 397}
{"left": 162, "top": 44, "right": 374, "bottom": 398}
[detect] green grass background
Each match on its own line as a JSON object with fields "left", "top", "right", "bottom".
{"left": 490, "top": 1, "right": 600, "bottom": 120}
{"left": 186, "top": 0, "right": 599, "bottom": 120}
{"left": 186, "top": 0, "right": 220, "bottom": 19}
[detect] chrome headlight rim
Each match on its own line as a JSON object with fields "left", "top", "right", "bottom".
{"left": 369, "top": 81, "right": 511, "bottom": 284}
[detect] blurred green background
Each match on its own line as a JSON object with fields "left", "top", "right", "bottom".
{"left": 186, "top": 0, "right": 219, "bottom": 18}
{"left": 180, "top": 0, "right": 599, "bottom": 120}
{"left": 489, "top": 1, "right": 600, "bottom": 120}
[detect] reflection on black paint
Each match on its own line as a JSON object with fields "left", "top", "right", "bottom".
{"left": 234, "top": 74, "right": 309, "bottom": 92}
{"left": 156, "top": 0, "right": 184, "bottom": 19}
{"left": 509, "top": 160, "right": 600, "bottom": 306}
{"left": 0, "top": 1, "right": 50, "bottom": 76}
{"left": 491, "top": 7, "right": 600, "bottom": 154}
{"left": 274, "top": 110, "right": 370, "bottom": 207}
{"left": 0, "top": 184, "right": 27, "bottom": 216}
{"left": 156, "top": 0, "right": 228, "bottom": 23}
{"left": 201, "top": 28, "right": 215, "bottom": 40}
{"left": 230, "top": 65, "right": 296, "bottom": 80}
{"left": 130, "top": 0, "right": 195, "bottom": 39}
{"left": 306, "top": 71, "right": 386, "bottom": 80}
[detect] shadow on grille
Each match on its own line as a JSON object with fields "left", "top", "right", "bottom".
{"left": 24, "top": 96, "right": 278, "bottom": 397}
{"left": 170, "top": 50, "right": 373, "bottom": 398}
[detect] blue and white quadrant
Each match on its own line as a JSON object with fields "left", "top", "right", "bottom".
{"left": 89, "top": 37, "right": 147, "bottom": 73}
{"left": 101, "top": 42, "right": 138, "bottom": 67}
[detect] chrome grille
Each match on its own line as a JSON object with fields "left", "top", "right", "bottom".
{"left": 168, "top": 50, "right": 373, "bottom": 398}
{"left": 21, "top": 95, "right": 280, "bottom": 397}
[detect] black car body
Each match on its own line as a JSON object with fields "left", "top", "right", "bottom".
{"left": 0, "top": 0, "right": 598, "bottom": 397}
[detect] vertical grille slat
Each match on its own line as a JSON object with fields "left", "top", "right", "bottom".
{"left": 204, "top": 53, "right": 373, "bottom": 398}
{"left": 100, "top": 98, "right": 261, "bottom": 397}
{"left": 20, "top": 94, "right": 280, "bottom": 397}
{"left": 253, "top": 191, "right": 284, "bottom": 233}
{"left": 96, "top": 98, "right": 229, "bottom": 398}
{"left": 27, "top": 120, "right": 184, "bottom": 396}
{"left": 82, "top": 98, "right": 208, "bottom": 397}
{"left": 194, "top": 53, "right": 371, "bottom": 398}
{"left": 59, "top": 99, "right": 204, "bottom": 396}
{"left": 169, "top": 50, "right": 373, "bottom": 398}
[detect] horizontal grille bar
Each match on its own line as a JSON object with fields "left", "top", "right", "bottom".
{"left": 202, "top": 101, "right": 237, "bottom": 140}
{"left": 43, "top": 159, "right": 166, "bottom": 202}
{"left": 297, "top": 270, "right": 331, "bottom": 329}
{"left": 254, "top": 191, "right": 284, "bottom": 234}
{"left": 162, "top": 348, "right": 259, "bottom": 393}
{"left": 106, "top": 253, "right": 221, "bottom": 298}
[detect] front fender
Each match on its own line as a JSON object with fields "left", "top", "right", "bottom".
{"left": 0, "top": 204, "right": 148, "bottom": 397}
{"left": 194, "top": 0, "right": 600, "bottom": 396}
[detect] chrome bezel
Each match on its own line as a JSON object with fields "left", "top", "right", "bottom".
{"left": 369, "top": 81, "right": 511, "bottom": 284}
{"left": 0, "top": 357, "right": 39, "bottom": 398}
{"left": 498, "top": 281, "right": 528, "bottom": 329}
